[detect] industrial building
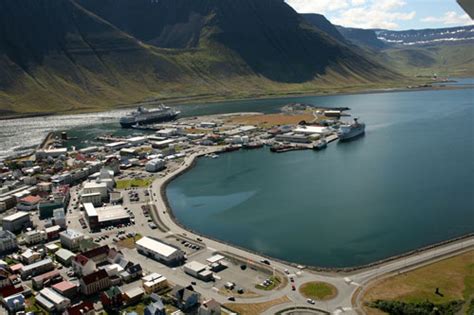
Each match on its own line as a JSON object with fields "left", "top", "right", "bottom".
{"left": 136, "top": 237, "right": 185, "bottom": 266}
{"left": 145, "top": 159, "right": 165, "bottom": 173}
{"left": 2, "top": 211, "right": 31, "bottom": 233}
{"left": 183, "top": 261, "right": 213, "bottom": 282}
{"left": 36, "top": 287, "right": 71, "bottom": 312}
{"left": 84, "top": 203, "right": 130, "bottom": 230}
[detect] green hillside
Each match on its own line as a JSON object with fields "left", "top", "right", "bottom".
{"left": 0, "top": 0, "right": 403, "bottom": 116}
{"left": 381, "top": 44, "right": 474, "bottom": 77}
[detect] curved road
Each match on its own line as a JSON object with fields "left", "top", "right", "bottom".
{"left": 147, "top": 147, "right": 474, "bottom": 314}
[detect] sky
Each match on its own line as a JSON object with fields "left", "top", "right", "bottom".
{"left": 285, "top": 0, "right": 473, "bottom": 30}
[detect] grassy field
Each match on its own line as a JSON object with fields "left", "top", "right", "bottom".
{"left": 227, "top": 112, "right": 316, "bottom": 128}
{"left": 116, "top": 234, "right": 143, "bottom": 249}
{"left": 362, "top": 250, "right": 474, "bottom": 315}
{"left": 224, "top": 295, "right": 290, "bottom": 315}
{"left": 299, "top": 282, "right": 338, "bottom": 300}
{"left": 116, "top": 178, "right": 154, "bottom": 189}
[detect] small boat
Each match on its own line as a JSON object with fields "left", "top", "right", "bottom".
{"left": 210, "top": 154, "right": 219, "bottom": 159}
{"left": 313, "top": 139, "right": 327, "bottom": 151}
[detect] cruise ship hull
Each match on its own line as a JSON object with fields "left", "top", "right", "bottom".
{"left": 120, "top": 113, "right": 179, "bottom": 128}
{"left": 338, "top": 127, "right": 365, "bottom": 141}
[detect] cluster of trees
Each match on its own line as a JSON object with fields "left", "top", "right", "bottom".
{"left": 368, "top": 299, "right": 464, "bottom": 315}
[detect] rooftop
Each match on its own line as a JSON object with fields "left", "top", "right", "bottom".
{"left": 3, "top": 211, "right": 29, "bottom": 222}
{"left": 136, "top": 237, "right": 179, "bottom": 258}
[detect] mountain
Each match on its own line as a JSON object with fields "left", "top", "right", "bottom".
{"left": 376, "top": 25, "right": 474, "bottom": 46}
{"left": 336, "top": 27, "right": 387, "bottom": 50}
{"left": 301, "top": 14, "right": 347, "bottom": 43}
{"left": 0, "top": 0, "right": 400, "bottom": 115}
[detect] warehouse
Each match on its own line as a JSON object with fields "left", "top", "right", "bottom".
{"left": 36, "top": 287, "right": 71, "bottom": 312}
{"left": 183, "top": 261, "right": 213, "bottom": 282}
{"left": 294, "top": 125, "right": 331, "bottom": 135}
{"left": 136, "top": 237, "right": 185, "bottom": 266}
{"left": 2, "top": 211, "right": 31, "bottom": 233}
{"left": 84, "top": 203, "right": 130, "bottom": 230}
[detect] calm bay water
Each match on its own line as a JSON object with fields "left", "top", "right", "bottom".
{"left": 167, "top": 88, "right": 474, "bottom": 268}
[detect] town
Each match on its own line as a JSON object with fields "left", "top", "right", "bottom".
{"left": 0, "top": 104, "right": 355, "bottom": 314}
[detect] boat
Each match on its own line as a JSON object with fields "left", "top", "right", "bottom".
{"left": 337, "top": 118, "right": 365, "bottom": 141}
{"left": 120, "top": 105, "right": 180, "bottom": 128}
{"left": 243, "top": 142, "right": 264, "bottom": 149}
{"left": 313, "top": 139, "right": 327, "bottom": 150}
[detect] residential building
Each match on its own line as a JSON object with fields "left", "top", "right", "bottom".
{"left": 16, "top": 195, "right": 42, "bottom": 211}
{"left": 100, "top": 286, "right": 123, "bottom": 310}
{"left": 171, "top": 285, "right": 200, "bottom": 311}
{"left": 0, "top": 230, "right": 17, "bottom": 254}
{"left": 25, "top": 229, "right": 47, "bottom": 245}
{"left": 20, "top": 258, "right": 54, "bottom": 279}
{"left": 145, "top": 298, "right": 166, "bottom": 315}
{"left": 142, "top": 273, "right": 168, "bottom": 294}
{"left": 3, "top": 293, "right": 25, "bottom": 313}
{"left": 80, "top": 269, "right": 111, "bottom": 295}
{"left": 59, "top": 229, "right": 84, "bottom": 251}
{"left": 32, "top": 270, "right": 62, "bottom": 290}
{"left": 72, "top": 255, "right": 96, "bottom": 276}
{"left": 123, "top": 287, "right": 144, "bottom": 306}
{"left": 198, "top": 299, "right": 221, "bottom": 315}
{"left": 20, "top": 249, "right": 41, "bottom": 265}
{"left": 55, "top": 248, "right": 76, "bottom": 266}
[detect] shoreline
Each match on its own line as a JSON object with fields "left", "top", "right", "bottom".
{"left": 2, "top": 84, "right": 472, "bottom": 121}
{"left": 156, "top": 148, "right": 474, "bottom": 274}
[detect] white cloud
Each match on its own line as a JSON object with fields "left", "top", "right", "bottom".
{"left": 421, "top": 11, "right": 473, "bottom": 26}
{"left": 285, "top": 0, "right": 349, "bottom": 14}
{"left": 286, "top": 0, "right": 415, "bottom": 29}
{"left": 333, "top": 6, "right": 416, "bottom": 29}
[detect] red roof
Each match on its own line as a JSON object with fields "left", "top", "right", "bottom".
{"left": 10, "top": 264, "right": 24, "bottom": 273}
{"left": 20, "top": 195, "right": 42, "bottom": 204}
{"left": 74, "top": 255, "right": 90, "bottom": 266}
{"left": 82, "top": 245, "right": 110, "bottom": 259}
{"left": 81, "top": 270, "right": 108, "bottom": 286}
{"left": 52, "top": 280, "right": 77, "bottom": 292}
{"left": 32, "top": 270, "right": 60, "bottom": 282}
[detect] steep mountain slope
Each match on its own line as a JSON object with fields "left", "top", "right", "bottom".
{"left": 301, "top": 14, "right": 347, "bottom": 43}
{"left": 79, "top": 0, "right": 395, "bottom": 83}
{"left": 376, "top": 25, "right": 474, "bottom": 46}
{"left": 0, "top": 0, "right": 400, "bottom": 115}
{"left": 337, "top": 27, "right": 387, "bottom": 50}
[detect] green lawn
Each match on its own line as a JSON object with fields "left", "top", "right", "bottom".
{"left": 299, "top": 282, "right": 338, "bottom": 300}
{"left": 363, "top": 250, "right": 474, "bottom": 315}
{"left": 116, "top": 178, "right": 154, "bottom": 189}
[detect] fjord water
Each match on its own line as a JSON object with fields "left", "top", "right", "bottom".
{"left": 167, "top": 88, "right": 474, "bottom": 268}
